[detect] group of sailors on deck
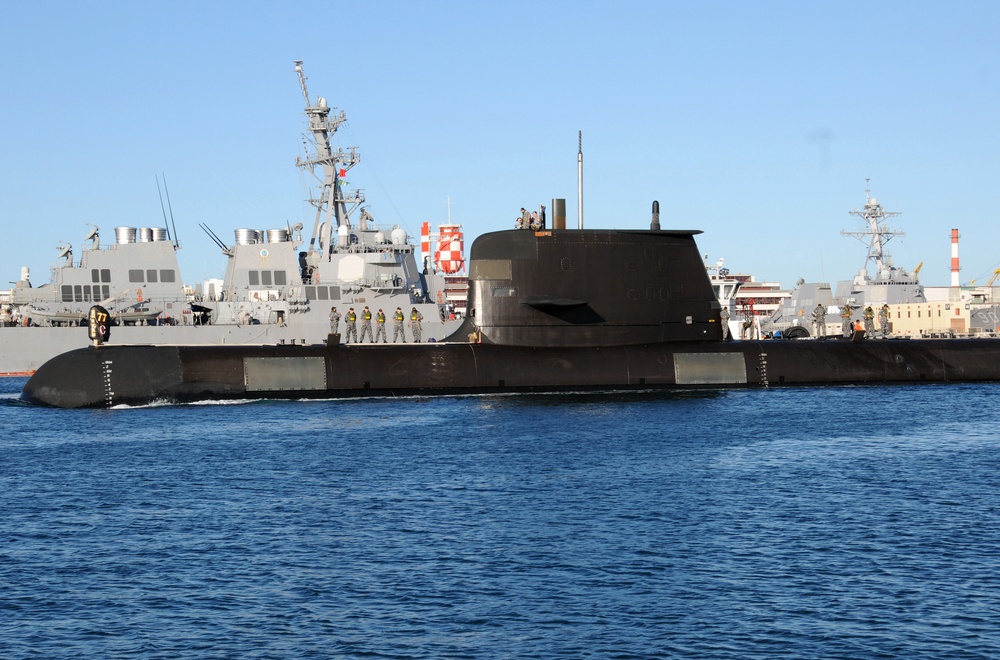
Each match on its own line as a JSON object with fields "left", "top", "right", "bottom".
{"left": 515, "top": 207, "right": 543, "bottom": 231}
{"left": 329, "top": 305, "right": 424, "bottom": 343}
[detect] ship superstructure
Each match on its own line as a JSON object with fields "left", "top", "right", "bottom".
{"left": 0, "top": 61, "right": 463, "bottom": 374}
{"left": 769, "top": 182, "right": 925, "bottom": 337}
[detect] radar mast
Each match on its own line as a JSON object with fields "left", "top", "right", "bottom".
{"left": 841, "top": 179, "right": 908, "bottom": 282}
{"left": 294, "top": 60, "right": 363, "bottom": 262}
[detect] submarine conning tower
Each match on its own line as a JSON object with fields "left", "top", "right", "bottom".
{"left": 447, "top": 221, "right": 723, "bottom": 347}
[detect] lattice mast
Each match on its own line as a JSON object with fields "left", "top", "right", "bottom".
{"left": 294, "top": 61, "right": 363, "bottom": 260}
{"left": 841, "top": 179, "right": 904, "bottom": 280}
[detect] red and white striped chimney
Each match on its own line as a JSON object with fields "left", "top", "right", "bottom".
{"left": 950, "top": 228, "right": 961, "bottom": 287}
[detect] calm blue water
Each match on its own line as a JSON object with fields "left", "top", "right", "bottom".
{"left": 2, "top": 377, "right": 1000, "bottom": 658}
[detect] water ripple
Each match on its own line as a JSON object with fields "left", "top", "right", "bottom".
{"left": 2, "top": 382, "right": 1000, "bottom": 656}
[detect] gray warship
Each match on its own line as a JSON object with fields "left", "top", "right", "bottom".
{"left": 767, "top": 182, "right": 925, "bottom": 338}
{"left": 0, "top": 61, "right": 463, "bottom": 375}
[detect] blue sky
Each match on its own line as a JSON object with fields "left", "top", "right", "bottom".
{"left": 2, "top": 1, "right": 999, "bottom": 289}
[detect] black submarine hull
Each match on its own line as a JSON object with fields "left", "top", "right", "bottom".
{"left": 22, "top": 224, "right": 1000, "bottom": 408}
{"left": 22, "top": 337, "right": 1000, "bottom": 408}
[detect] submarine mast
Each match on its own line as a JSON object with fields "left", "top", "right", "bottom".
{"left": 577, "top": 130, "right": 584, "bottom": 229}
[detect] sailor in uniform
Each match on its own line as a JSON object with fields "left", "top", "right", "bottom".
{"left": 410, "top": 307, "right": 424, "bottom": 343}
{"left": 879, "top": 304, "right": 891, "bottom": 337}
{"left": 864, "top": 305, "right": 876, "bottom": 339}
{"left": 360, "top": 306, "right": 374, "bottom": 342}
{"left": 374, "top": 308, "right": 387, "bottom": 343}
{"left": 840, "top": 304, "right": 853, "bottom": 338}
{"left": 812, "top": 304, "right": 826, "bottom": 338}
{"left": 393, "top": 307, "right": 406, "bottom": 342}
{"left": 329, "top": 306, "right": 341, "bottom": 334}
{"left": 345, "top": 307, "right": 358, "bottom": 343}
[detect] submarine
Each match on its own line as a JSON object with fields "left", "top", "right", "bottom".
{"left": 22, "top": 203, "right": 1000, "bottom": 408}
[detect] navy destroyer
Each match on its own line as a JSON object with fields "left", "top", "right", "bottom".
{"left": 0, "top": 62, "right": 463, "bottom": 375}
{"left": 24, "top": 201, "right": 1000, "bottom": 409}
{"left": 768, "top": 182, "right": 925, "bottom": 338}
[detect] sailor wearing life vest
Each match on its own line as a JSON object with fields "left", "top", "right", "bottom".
{"left": 360, "top": 306, "right": 374, "bottom": 342}
{"left": 393, "top": 307, "right": 406, "bottom": 342}
{"left": 840, "top": 304, "right": 853, "bottom": 338}
{"left": 410, "top": 307, "right": 423, "bottom": 342}
{"left": 863, "top": 305, "right": 876, "bottom": 339}
{"left": 345, "top": 307, "right": 358, "bottom": 343}
{"left": 374, "top": 308, "right": 387, "bottom": 343}
{"left": 879, "top": 304, "right": 891, "bottom": 337}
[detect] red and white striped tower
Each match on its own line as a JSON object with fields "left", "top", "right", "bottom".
{"left": 950, "top": 228, "right": 961, "bottom": 287}
{"left": 433, "top": 225, "right": 465, "bottom": 274}
{"left": 421, "top": 222, "right": 431, "bottom": 265}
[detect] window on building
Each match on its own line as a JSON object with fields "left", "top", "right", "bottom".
{"left": 129, "top": 269, "right": 144, "bottom": 283}
{"left": 91, "top": 269, "right": 100, "bottom": 283}
{"left": 62, "top": 285, "right": 73, "bottom": 302}
{"left": 160, "top": 270, "right": 176, "bottom": 283}
{"left": 248, "top": 271, "right": 260, "bottom": 286}
{"left": 261, "top": 271, "right": 273, "bottom": 286}
{"left": 101, "top": 269, "right": 111, "bottom": 283}
{"left": 274, "top": 271, "right": 287, "bottom": 286}
{"left": 146, "top": 269, "right": 158, "bottom": 283}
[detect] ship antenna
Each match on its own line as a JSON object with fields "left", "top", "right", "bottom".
{"left": 294, "top": 60, "right": 310, "bottom": 106}
{"left": 156, "top": 174, "right": 170, "bottom": 241}
{"left": 162, "top": 174, "right": 180, "bottom": 248}
{"left": 156, "top": 173, "right": 180, "bottom": 248}
{"left": 199, "top": 223, "right": 230, "bottom": 252}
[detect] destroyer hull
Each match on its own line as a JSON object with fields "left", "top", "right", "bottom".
{"left": 23, "top": 338, "right": 1000, "bottom": 408}
{"left": 0, "top": 318, "right": 455, "bottom": 376}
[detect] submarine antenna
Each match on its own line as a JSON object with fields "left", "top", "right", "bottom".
{"left": 651, "top": 200, "right": 661, "bottom": 231}
{"left": 577, "top": 130, "right": 584, "bottom": 229}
